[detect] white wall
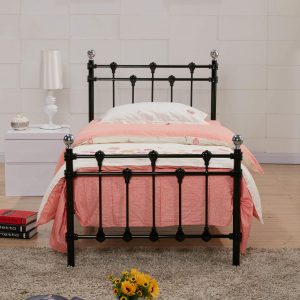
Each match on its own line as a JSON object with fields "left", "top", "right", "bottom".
{"left": 0, "top": 0, "right": 300, "bottom": 163}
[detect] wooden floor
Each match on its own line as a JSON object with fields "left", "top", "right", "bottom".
{"left": 0, "top": 163, "right": 299, "bottom": 249}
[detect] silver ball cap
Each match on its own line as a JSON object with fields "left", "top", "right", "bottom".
{"left": 210, "top": 49, "right": 219, "bottom": 61}
{"left": 87, "top": 49, "right": 95, "bottom": 60}
{"left": 232, "top": 135, "right": 243, "bottom": 149}
{"left": 63, "top": 134, "right": 75, "bottom": 149}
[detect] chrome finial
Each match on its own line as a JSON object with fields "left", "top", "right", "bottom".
{"left": 87, "top": 49, "right": 95, "bottom": 60}
{"left": 232, "top": 135, "right": 243, "bottom": 149}
{"left": 64, "top": 134, "right": 75, "bottom": 149}
{"left": 210, "top": 49, "right": 219, "bottom": 61}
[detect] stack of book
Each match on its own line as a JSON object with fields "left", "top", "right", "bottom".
{"left": 0, "top": 209, "right": 38, "bottom": 239}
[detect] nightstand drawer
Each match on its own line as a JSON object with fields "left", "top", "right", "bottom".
{"left": 5, "top": 139, "right": 65, "bottom": 163}
{"left": 5, "top": 163, "right": 57, "bottom": 196}
{"left": 4, "top": 125, "right": 70, "bottom": 196}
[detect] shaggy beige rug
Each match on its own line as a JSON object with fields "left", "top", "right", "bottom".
{"left": 0, "top": 247, "right": 299, "bottom": 300}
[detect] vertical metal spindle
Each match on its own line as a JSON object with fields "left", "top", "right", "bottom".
{"left": 168, "top": 75, "right": 175, "bottom": 102}
{"left": 110, "top": 62, "right": 117, "bottom": 107}
{"left": 95, "top": 151, "right": 106, "bottom": 242}
{"left": 149, "top": 62, "right": 157, "bottom": 102}
{"left": 232, "top": 135, "right": 243, "bottom": 266}
{"left": 175, "top": 168, "right": 185, "bottom": 241}
{"left": 188, "top": 63, "right": 196, "bottom": 107}
{"left": 149, "top": 150, "right": 159, "bottom": 241}
{"left": 130, "top": 75, "right": 137, "bottom": 104}
{"left": 87, "top": 50, "right": 95, "bottom": 122}
{"left": 201, "top": 150, "right": 212, "bottom": 242}
{"left": 210, "top": 50, "right": 219, "bottom": 120}
{"left": 122, "top": 168, "right": 133, "bottom": 241}
{"left": 64, "top": 134, "right": 76, "bottom": 267}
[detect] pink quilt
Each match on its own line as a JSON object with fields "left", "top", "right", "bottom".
{"left": 38, "top": 121, "right": 262, "bottom": 253}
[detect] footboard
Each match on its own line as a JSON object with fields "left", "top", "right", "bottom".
{"left": 63, "top": 134, "right": 243, "bottom": 267}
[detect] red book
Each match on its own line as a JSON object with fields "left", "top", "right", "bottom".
{"left": 0, "top": 209, "right": 37, "bottom": 225}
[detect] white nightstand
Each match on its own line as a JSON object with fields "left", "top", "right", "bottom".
{"left": 5, "top": 125, "right": 70, "bottom": 196}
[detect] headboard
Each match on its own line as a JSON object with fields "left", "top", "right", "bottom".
{"left": 87, "top": 49, "right": 219, "bottom": 122}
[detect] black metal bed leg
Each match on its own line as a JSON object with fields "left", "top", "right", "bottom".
{"left": 66, "top": 233, "right": 75, "bottom": 267}
{"left": 232, "top": 134, "right": 243, "bottom": 266}
{"left": 64, "top": 134, "right": 76, "bottom": 267}
{"left": 232, "top": 235, "right": 240, "bottom": 266}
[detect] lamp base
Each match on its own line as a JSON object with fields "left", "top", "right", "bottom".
{"left": 41, "top": 90, "right": 62, "bottom": 130}
{"left": 40, "top": 123, "right": 62, "bottom": 130}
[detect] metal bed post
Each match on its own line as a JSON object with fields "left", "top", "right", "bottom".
{"left": 64, "top": 134, "right": 76, "bottom": 267}
{"left": 87, "top": 49, "right": 95, "bottom": 122}
{"left": 232, "top": 135, "right": 243, "bottom": 266}
{"left": 210, "top": 50, "right": 219, "bottom": 120}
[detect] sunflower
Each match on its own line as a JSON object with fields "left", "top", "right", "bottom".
{"left": 148, "top": 279, "right": 160, "bottom": 299}
{"left": 137, "top": 289, "right": 143, "bottom": 297}
{"left": 120, "top": 296, "right": 127, "bottom": 300}
{"left": 113, "top": 288, "right": 118, "bottom": 295}
{"left": 130, "top": 268, "right": 139, "bottom": 276}
{"left": 114, "top": 278, "right": 121, "bottom": 284}
{"left": 121, "top": 280, "right": 136, "bottom": 296}
{"left": 122, "top": 271, "right": 129, "bottom": 277}
{"left": 136, "top": 272, "right": 151, "bottom": 287}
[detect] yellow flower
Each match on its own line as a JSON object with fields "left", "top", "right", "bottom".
{"left": 113, "top": 288, "right": 118, "bottom": 295}
{"left": 114, "top": 278, "right": 121, "bottom": 284}
{"left": 121, "top": 280, "right": 136, "bottom": 296}
{"left": 137, "top": 289, "right": 143, "bottom": 297}
{"left": 130, "top": 275, "right": 136, "bottom": 283}
{"left": 120, "top": 296, "right": 127, "bottom": 300}
{"left": 136, "top": 272, "right": 151, "bottom": 287}
{"left": 149, "top": 279, "right": 160, "bottom": 299}
{"left": 122, "top": 271, "right": 129, "bottom": 277}
{"left": 130, "top": 268, "right": 139, "bottom": 276}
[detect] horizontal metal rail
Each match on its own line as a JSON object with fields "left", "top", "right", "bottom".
{"left": 90, "top": 77, "right": 212, "bottom": 82}
{"left": 75, "top": 233, "right": 231, "bottom": 239}
{"left": 93, "top": 64, "right": 212, "bottom": 69}
{"left": 75, "top": 153, "right": 234, "bottom": 159}
{"left": 74, "top": 171, "right": 235, "bottom": 177}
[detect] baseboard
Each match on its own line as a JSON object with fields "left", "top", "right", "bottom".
{"left": 0, "top": 151, "right": 299, "bottom": 164}
{"left": 254, "top": 152, "right": 300, "bottom": 164}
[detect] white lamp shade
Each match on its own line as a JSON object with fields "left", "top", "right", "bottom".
{"left": 41, "top": 50, "right": 63, "bottom": 90}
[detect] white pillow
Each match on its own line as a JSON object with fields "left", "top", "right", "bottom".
{"left": 100, "top": 102, "right": 208, "bottom": 124}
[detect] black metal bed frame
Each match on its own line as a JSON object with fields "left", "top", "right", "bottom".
{"left": 63, "top": 49, "right": 243, "bottom": 267}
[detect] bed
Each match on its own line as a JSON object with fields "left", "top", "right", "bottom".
{"left": 37, "top": 50, "right": 263, "bottom": 267}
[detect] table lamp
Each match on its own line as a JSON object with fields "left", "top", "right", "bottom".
{"left": 40, "top": 49, "right": 63, "bottom": 130}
